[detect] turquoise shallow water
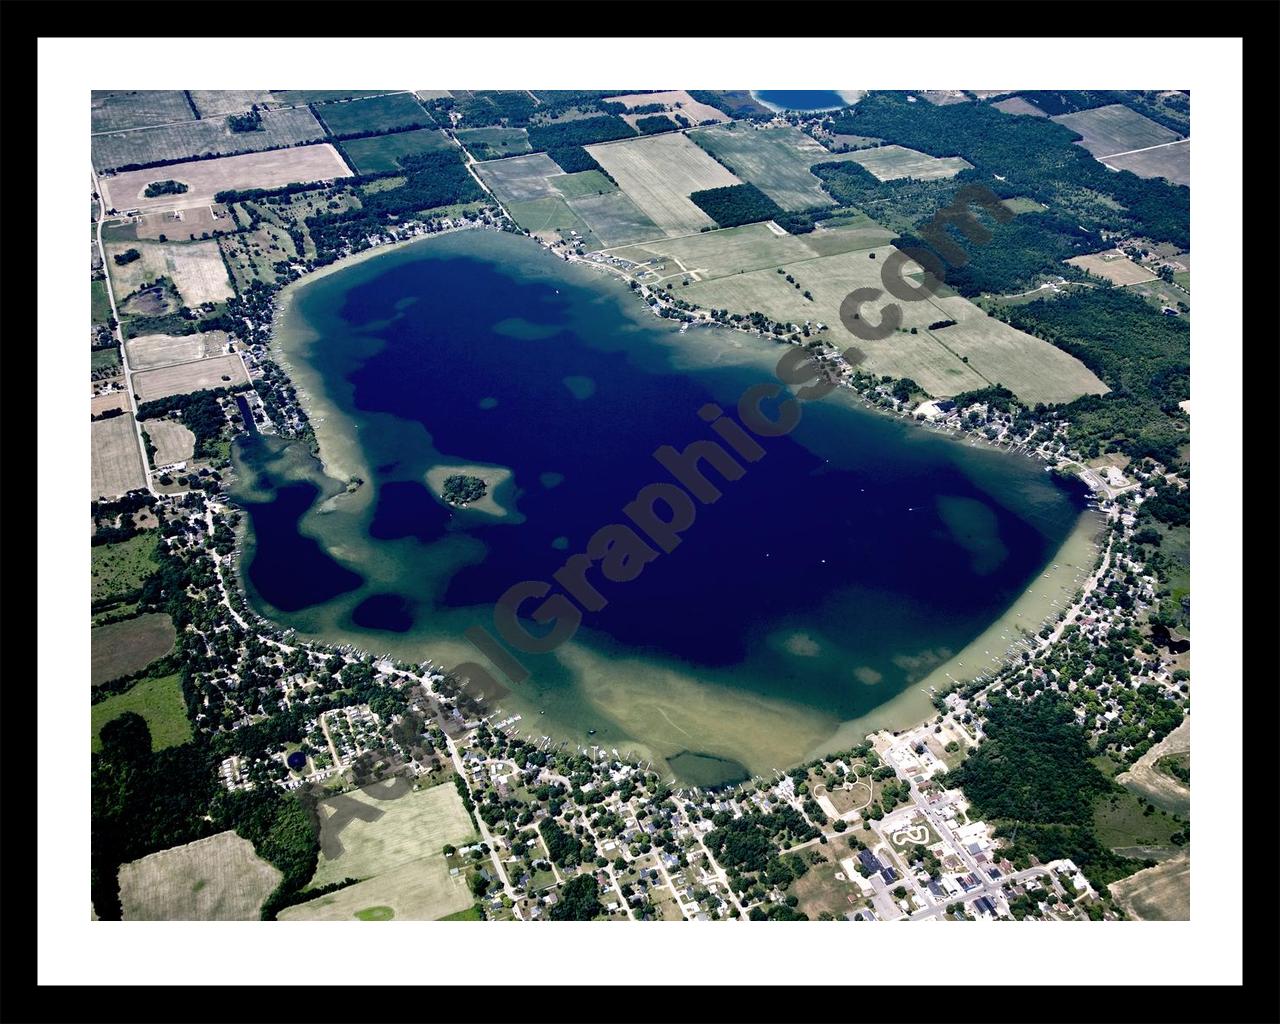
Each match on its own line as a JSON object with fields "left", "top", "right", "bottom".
{"left": 233, "top": 231, "right": 1087, "bottom": 782}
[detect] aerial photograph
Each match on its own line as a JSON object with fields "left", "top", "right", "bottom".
{"left": 88, "top": 85, "right": 1194, "bottom": 926}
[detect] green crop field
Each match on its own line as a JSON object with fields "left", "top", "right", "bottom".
{"left": 688, "top": 124, "right": 845, "bottom": 210}
{"left": 550, "top": 170, "right": 616, "bottom": 199}
{"left": 565, "top": 191, "right": 659, "bottom": 248}
{"left": 506, "top": 196, "right": 601, "bottom": 249}
{"left": 91, "top": 278, "right": 112, "bottom": 324}
{"left": 340, "top": 129, "right": 452, "bottom": 174}
{"left": 456, "top": 127, "right": 532, "bottom": 159}
{"left": 91, "top": 532, "right": 159, "bottom": 605}
{"left": 270, "top": 90, "right": 396, "bottom": 106}
{"left": 92, "top": 673, "right": 192, "bottom": 753}
{"left": 314, "top": 93, "right": 431, "bottom": 137}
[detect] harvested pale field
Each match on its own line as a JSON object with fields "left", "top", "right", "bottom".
{"left": 119, "top": 831, "right": 282, "bottom": 921}
{"left": 98, "top": 144, "right": 352, "bottom": 214}
{"left": 991, "top": 96, "right": 1048, "bottom": 118}
{"left": 132, "top": 204, "right": 237, "bottom": 241}
{"left": 279, "top": 854, "right": 471, "bottom": 922}
{"left": 92, "top": 105, "right": 325, "bottom": 173}
{"left": 1105, "top": 141, "right": 1190, "bottom": 187}
{"left": 415, "top": 90, "right": 454, "bottom": 102}
{"left": 587, "top": 133, "right": 741, "bottom": 237}
{"left": 846, "top": 144, "right": 973, "bottom": 182}
{"left": 1109, "top": 850, "right": 1190, "bottom": 921}
{"left": 1051, "top": 104, "right": 1182, "bottom": 158}
{"left": 126, "top": 330, "right": 231, "bottom": 370}
{"left": 92, "top": 90, "right": 194, "bottom": 133}
{"left": 187, "top": 90, "right": 276, "bottom": 117}
{"left": 800, "top": 219, "right": 897, "bottom": 256}
{"left": 1066, "top": 250, "right": 1158, "bottom": 286}
{"left": 689, "top": 124, "right": 848, "bottom": 211}
{"left": 1117, "top": 717, "right": 1190, "bottom": 815}
{"left": 146, "top": 420, "right": 197, "bottom": 465}
{"left": 603, "top": 90, "right": 731, "bottom": 123}
{"left": 91, "top": 390, "right": 130, "bottom": 416}
{"left": 91, "top": 612, "right": 177, "bottom": 685}
{"left": 565, "top": 191, "right": 659, "bottom": 248}
{"left": 607, "top": 222, "right": 817, "bottom": 281}
{"left": 474, "top": 152, "right": 564, "bottom": 203}
{"left": 131, "top": 353, "right": 247, "bottom": 401}
{"left": 106, "top": 239, "right": 234, "bottom": 306}
{"left": 92, "top": 414, "right": 147, "bottom": 498}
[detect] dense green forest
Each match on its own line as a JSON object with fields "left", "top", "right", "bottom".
{"left": 634, "top": 114, "right": 675, "bottom": 135}
{"left": 526, "top": 115, "right": 636, "bottom": 151}
{"left": 549, "top": 874, "right": 604, "bottom": 920}
{"left": 547, "top": 145, "right": 607, "bottom": 175}
{"left": 1014, "top": 90, "right": 1190, "bottom": 134}
{"left": 829, "top": 93, "right": 1189, "bottom": 248}
{"left": 810, "top": 158, "right": 970, "bottom": 236}
{"left": 689, "top": 182, "right": 784, "bottom": 229}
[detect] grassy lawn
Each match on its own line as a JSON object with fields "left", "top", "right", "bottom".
{"left": 91, "top": 532, "right": 160, "bottom": 605}
{"left": 91, "top": 347, "right": 121, "bottom": 373}
{"left": 92, "top": 278, "right": 112, "bottom": 324}
{"left": 439, "top": 904, "right": 483, "bottom": 921}
{"left": 92, "top": 673, "right": 192, "bottom": 752}
{"left": 1093, "top": 787, "right": 1183, "bottom": 852}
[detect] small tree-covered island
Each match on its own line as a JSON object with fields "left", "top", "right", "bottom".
{"left": 440, "top": 473, "right": 488, "bottom": 507}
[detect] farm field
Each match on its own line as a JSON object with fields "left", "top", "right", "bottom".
{"left": 92, "top": 106, "right": 325, "bottom": 173}
{"left": 602, "top": 90, "right": 730, "bottom": 123}
{"left": 270, "top": 89, "right": 396, "bottom": 106}
{"left": 187, "top": 90, "right": 275, "bottom": 118}
{"left": 131, "top": 353, "right": 247, "bottom": 401}
{"left": 126, "top": 330, "right": 230, "bottom": 370}
{"left": 105, "top": 239, "right": 234, "bottom": 306}
{"left": 455, "top": 127, "right": 532, "bottom": 159}
{"left": 688, "top": 124, "right": 849, "bottom": 210}
{"left": 146, "top": 420, "right": 197, "bottom": 466}
{"left": 128, "top": 204, "right": 238, "bottom": 241}
{"left": 91, "top": 391, "right": 129, "bottom": 416}
{"left": 587, "top": 133, "right": 741, "bottom": 237}
{"left": 339, "top": 128, "right": 452, "bottom": 174}
{"left": 98, "top": 144, "right": 351, "bottom": 214}
{"left": 798, "top": 216, "right": 897, "bottom": 256}
{"left": 91, "top": 277, "right": 112, "bottom": 323}
{"left": 607, "top": 221, "right": 817, "bottom": 281}
{"left": 91, "top": 672, "right": 192, "bottom": 752}
{"left": 1001, "top": 196, "right": 1048, "bottom": 215}
{"left": 280, "top": 854, "right": 470, "bottom": 922}
{"left": 1066, "top": 250, "right": 1158, "bottom": 286}
{"left": 1117, "top": 717, "right": 1191, "bottom": 815}
{"left": 474, "top": 152, "right": 565, "bottom": 203}
{"left": 1051, "top": 103, "right": 1182, "bottom": 158}
{"left": 1105, "top": 141, "right": 1190, "bottom": 187}
{"left": 118, "top": 831, "right": 282, "bottom": 921}
{"left": 92, "top": 414, "right": 147, "bottom": 498}
{"left": 1108, "top": 850, "right": 1190, "bottom": 921}
{"left": 314, "top": 93, "right": 431, "bottom": 137}
{"left": 550, "top": 170, "right": 616, "bottom": 199}
{"left": 846, "top": 144, "right": 973, "bottom": 182}
{"left": 500, "top": 197, "right": 602, "bottom": 250}
{"left": 91, "top": 612, "right": 177, "bottom": 685}
{"left": 990, "top": 96, "right": 1048, "bottom": 118}
{"left": 91, "top": 533, "right": 159, "bottom": 604}
{"left": 565, "top": 191, "right": 658, "bottom": 248}
{"left": 92, "top": 90, "right": 194, "bottom": 133}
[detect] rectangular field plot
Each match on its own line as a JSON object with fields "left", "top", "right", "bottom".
{"left": 187, "top": 90, "right": 275, "bottom": 118}
{"left": 125, "top": 331, "right": 231, "bottom": 369}
{"left": 314, "top": 92, "right": 432, "bottom": 137}
{"left": 1050, "top": 104, "right": 1182, "bottom": 158}
{"left": 119, "top": 831, "right": 282, "bottom": 921}
{"left": 587, "top": 133, "right": 741, "bottom": 237}
{"left": 92, "top": 414, "right": 147, "bottom": 498}
{"left": 98, "top": 144, "right": 352, "bottom": 213}
{"left": 1066, "top": 249, "right": 1159, "bottom": 286}
{"left": 846, "top": 144, "right": 973, "bottom": 182}
{"left": 475, "top": 152, "right": 565, "bottom": 203}
{"left": 507, "top": 197, "right": 602, "bottom": 249}
{"left": 130, "top": 204, "right": 238, "bottom": 241}
{"left": 92, "top": 90, "right": 195, "bottom": 133}
{"left": 689, "top": 125, "right": 843, "bottom": 211}
{"left": 602, "top": 90, "right": 731, "bottom": 123}
{"left": 991, "top": 96, "right": 1049, "bottom": 118}
{"left": 106, "top": 239, "right": 234, "bottom": 307}
{"left": 131, "top": 353, "right": 248, "bottom": 401}
{"left": 92, "top": 612, "right": 177, "bottom": 685}
{"left": 340, "top": 129, "right": 453, "bottom": 174}
{"left": 92, "top": 106, "right": 325, "bottom": 173}
{"left": 607, "top": 222, "right": 816, "bottom": 281}
{"left": 270, "top": 90, "right": 397, "bottom": 106}
{"left": 565, "top": 191, "right": 659, "bottom": 248}
{"left": 91, "top": 672, "right": 192, "bottom": 752}
{"left": 1104, "top": 141, "right": 1189, "bottom": 187}
{"left": 550, "top": 170, "right": 617, "bottom": 199}
{"left": 280, "top": 853, "right": 472, "bottom": 922}
{"left": 455, "top": 127, "right": 532, "bottom": 159}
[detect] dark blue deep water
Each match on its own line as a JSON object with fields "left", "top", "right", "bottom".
{"left": 233, "top": 231, "right": 1089, "bottom": 779}
{"left": 754, "top": 90, "right": 849, "bottom": 111}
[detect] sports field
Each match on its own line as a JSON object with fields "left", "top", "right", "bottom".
{"left": 1051, "top": 104, "right": 1182, "bottom": 158}
{"left": 587, "top": 133, "right": 741, "bottom": 237}
{"left": 565, "top": 191, "right": 659, "bottom": 248}
{"left": 1105, "top": 141, "right": 1190, "bottom": 187}
{"left": 92, "top": 90, "right": 194, "bottom": 133}
{"left": 131, "top": 353, "right": 248, "bottom": 401}
{"left": 105, "top": 239, "right": 234, "bottom": 306}
{"left": 339, "top": 128, "right": 452, "bottom": 174}
{"left": 688, "top": 124, "right": 843, "bottom": 210}
{"left": 92, "top": 106, "right": 325, "bottom": 173}
{"left": 98, "top": 144, "right": 351, "bottom": 214}
{"left": 1066, "top": 250, "right": 1158, "bottom": 286}
{"left": 118, "top": 831, "right": 282, "bottom": 921}
{"left": 126, "top": 330, "right": 230, "bottom": 370}
{"left": 92, "top": 414, "right": 147, "bottom": 498}
{"left": 147, "top": 420, "right": 197, "bottom": 465}
{"left": 846, "top": 144, "right": 973, "bottom": 182}
{"left": 475, "top": 152, "right": 565, "bottom": 203}
{"left": 314, "top": 92, "right": 431, "bottom": 137}
{"left": 91, "top": 672, "right": 192, "bottom": 752}
{"left": 91, "top": 612, "right": 177, "bottom": 685}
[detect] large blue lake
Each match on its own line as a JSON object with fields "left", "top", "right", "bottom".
{"left": 233, "top": 231, "right": 1090, "bottom": 784}
{"left": 753, "top": 90, "right": 850, "bottom": 111}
